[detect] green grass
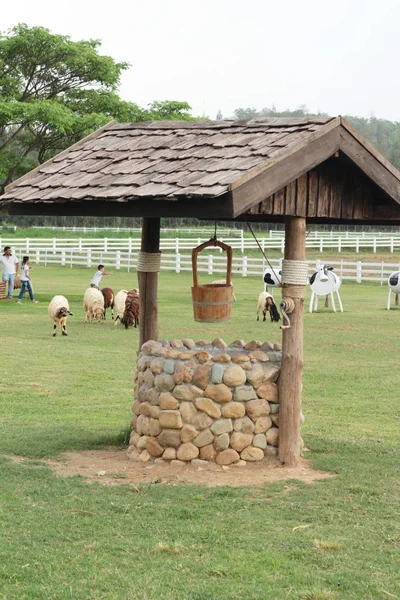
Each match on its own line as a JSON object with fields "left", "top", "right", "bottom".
{"left": 0, "top": 267, "right": 399, "bottom": 599}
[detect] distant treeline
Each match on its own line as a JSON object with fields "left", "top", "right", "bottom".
{"left": 233, "top": 106, "right": 400, "bottom": 170}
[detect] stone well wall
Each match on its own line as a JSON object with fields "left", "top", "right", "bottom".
{"left": 128, "top": 338, "right": 285, "bottom": 466}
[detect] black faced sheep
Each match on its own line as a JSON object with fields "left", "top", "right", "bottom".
{"left": 256, "top": 291, "right": 280, "bottom": 323}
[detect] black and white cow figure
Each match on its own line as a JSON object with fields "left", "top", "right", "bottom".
{"left": 309, "top": 263, "right": 343, "bottom": 313}
{"left": 387, "top": 271, "right": 400, "bottom": 310}
{"left": 263, "top": 268, "right": 281, "bottom": 294}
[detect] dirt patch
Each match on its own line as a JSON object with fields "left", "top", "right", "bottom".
{"left": 3, "top": 450, "right": 333, "bottom": 487}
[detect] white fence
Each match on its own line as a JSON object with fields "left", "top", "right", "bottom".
{"left": 14, "top": 247, "right": 400, "bottom": 284}
{"left": 2, "top": 234, "right": 400, "bottom": 254}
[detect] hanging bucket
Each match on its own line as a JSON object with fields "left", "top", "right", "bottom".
{"left": 191, "top": 239, "right": 233, "bottom": 323}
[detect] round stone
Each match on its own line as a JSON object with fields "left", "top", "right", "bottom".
{"left": 149, "top": 418, "right": 161, "bottom": 437}
{"left": 266, "top": 427, "right": 279, "bottom": 447}
{"left": 249, "top": 351, "right": 269, "bottom": 362}
{"left": 263, "top": 364, "right": 281, "bottom": 383}
{"left": 271, "top": 415, "right": 279, "bottom": 426}
{"left": 212, "top": 338, "right": 228, "bottom": 349}
{"left": 149, "top": 406, "right": 160, "bottom": 419}
{"left": 173, "top": 362, "right": 193, "bottom": 385}
{"left": 146, "top": 437, "right": 164, "bottom": 457}
{"left": 139, "top": 402, "right": 151, "bottom": 416}
{"left": 173, "top": 384, "right": 204, "bottom": 401}
{"left": 240, "top": 447, "right": 264, "bottom": 461}
{"left": 244, "top": 340, "right": 262, "bottom": 351}
{"left": 196, "top": 351, "right": 212, "bottom": 364}
{"left": 195, "top": 397, "right": 221, "bottom": 419}
{"left": 254, "top": 416, "right": 272, "bottom": 434}
{"left": 211, "top": 418, "right": 233, "bottom": 436}
{"left": 179, "top": 402, "right": 198, "bottom": 424}
{"left": 137, "top": 436, "right": 148, "bottom": 450}
{"left": 214, "top": 432, "right": 230, "bottom": 451}
{"left": 136, "top": 414, "right": 151, "bottom": 436}
{"left": 193, "top": 429, "right": 214, "bottom": 448}
{"left": 199, "top": 444, "right": 217, "bottom": 461}
{"left": 222, "top": 402, "right": 245, "bottom": 419}
{"left": 253, "top": 434, "right": 267, "bottom": 449}
{"left": 257, "top": 382, "right": 279, "bottom": 401}
{"left": 170, "top": 339, "right": 183, "bottom": 348}
{"left": 159, "top": 410, "right": 183, "bottom": 429}
{"left": 246, "top": 363, "right": 265, "bottom": 388}
{"left": 141, "top": 340, "right": 162, "bottom": 355}
{"left": 164, "top": 359, "right": 176, "bottom": 375}
{"left": 192, "top": 365, "right": 211, "bottom": 390}
{"left": 229, "top": 339, "right": 246, "bottom": 348}
{"left": 150, "top": 358, "right": 165, "bottom": 375}
{"left": 204, "top": 384, "right": 232, "bottom": 404}
{"left": 230, "top": 431, "right": 253, "bottom": 452}
{"left": 133, "top": 401, "right": 141, "bottom": 415}
{"left": 269, "top": 403, "right": 279, "bottom": 414}
{"left": 182, "top": 338, "right": 196, "bottom": 350}
{"left": 231, "top": 354, "right": 251, "bottom": 364}
{"left": 233, "top": 385, "right": 257, "bottom": 402}
{"left": 162, "top": 447, "right": 177, "bottom": 460}
{"left": 246, "top": 399, "right": 270, "bottom": 419}
{"left": 138, "top": 450, "right": 151, "bottom": 462}
{"left": 181, "top": 424, "right": 199, "bottom": 443}
{"left": 166, "top": 349, "right": 181, "bottom": 359}
{"left": 158, "top": 429, "right": 181, "bottom": 448}
{"left": 177, "top": 443, "right": 199, "bottom": 461}
{"left": 154, "top": 373, "right": 175, "bottom": 393}
{"left": 129, "top": 431, "right": 140, "bottom": 447}
{"left": 144, "top": 370, "right": 155, "bottom": 388}
{"left": 216, "top": 449, "right": 240, "bottom": 465}
{"left": 159, "top": 392, "right": 179, "bottom": 410}
{"left": 234, "top": 416, "right": 255, "bottom": 434}
{"left": 223, "top": 365, "right": 246, "bottom": 387}
{"left": 145, "top": 388, "right": 160, "bottom": 406}
{"left": 212, "top": 353, "right": 231, "bottom": 363}
{"left": 171, "top": 459, "right": 186, "bottom": 467}
{"left": 193, "top": 412, "right": 213, "bottom": 431}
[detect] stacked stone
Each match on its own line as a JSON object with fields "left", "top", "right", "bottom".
{"left": 128, "top": 338, "right": 283, "bottom": 466}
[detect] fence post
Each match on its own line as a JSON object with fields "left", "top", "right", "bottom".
{"left": 78, "top": 238, "right": 82, "bottom": 252}
{"left": 87, "top": 249, "right": 92, "bottom": 268}
{"left": 356, "top": 261, "right": 362, "bottom": 283}
{"left": 390, "top": 237, "right": 394, "bottom": 253}
{"left": 380, "top": 262, "right": 384, "bottom": 285}
{"left": 261, "top": 237, "right": 265, "bottom": 253}
{"left": 175, "top": 238, "right": 179, "bottom": 254}
{"left": 356, "top": 238, "right": 359, "bottom": 253}
{"left": 61, "top": 250, "right": 66, "bottom": 266}
{"left": 52, "top": 238, "right": 56, "bottom": 253}
{"left": 241, "top": 231, "right": 244, "bottom": 253}
{"left": 281, "top": 238, "right": 285, "bottom": 254}
{"left": 338, "top": 237, "right": 342, "bottom": 252}
{"left": 208, "top": 254, "right": 213, "bottom": 275}
{"left": 175, "top": 253, "right": 181, "bottom": 273}
{"left": 340, "top": 260, "right": 343, "bottom": 279}
{"left": 104, "top": 238, "right": 108, "bottom": 253}
{"left": 128, "top": 238, "right": 132, "bottom": 254}
{"left": 373, "top": 237, "right": 377, "bottom": 253}
{"left": 26, "top": 238, "right": 30, "bottom": 253}
{"left": 116, "top": 251, "right": 121, "bottom": 270}
{"left": 35, "top": 249, "right": 40, "bottom": 264}
{"left": 242, "top": 255, "right": 248, "bottom": 277}
{"left": 319, "top": 238, "right": 323, "bottom": 253}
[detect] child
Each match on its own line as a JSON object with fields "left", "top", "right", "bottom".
{"left": 90, "top": 264, "right": 112, "bottom": 290}
{"left": 17, "top": 256, "right": 38, "bottom": 303}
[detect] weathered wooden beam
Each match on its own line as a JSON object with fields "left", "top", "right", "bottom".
{"left": 138, "top": 218, "right": 160, "bottom": 348}
{"left": 278, "top": 216, "right": 306, "bottom": 467}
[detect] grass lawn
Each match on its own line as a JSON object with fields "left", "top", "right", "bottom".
{"left": 0, "top": 266, "right": 399, "bottom": 600}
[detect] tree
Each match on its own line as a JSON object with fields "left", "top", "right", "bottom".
{"left": 0, "top": 24, "right": 194, "bottom": 193}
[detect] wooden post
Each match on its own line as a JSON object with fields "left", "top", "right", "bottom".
{"left": 279, "top": 216, "right": 306, "bottom": 466}
{"left": 138, "top": 217, "right": 161, "bottom": 348}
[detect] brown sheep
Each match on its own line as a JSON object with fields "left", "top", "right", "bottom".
{"left": 101, "top": 287, "right": 114, "bottom": 320}
{"left": 122, "top": 288, "right": 140, "bottom": 329}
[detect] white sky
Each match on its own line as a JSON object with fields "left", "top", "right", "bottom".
{"left": 4, "top": 0, "right": 400, "bottom": 121}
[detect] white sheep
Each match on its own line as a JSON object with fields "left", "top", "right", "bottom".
{"left": 114, "top": 290, "right": 129, "bottom": 326}
{"left": 48, "top": 295, "right": 72, "bottom": 337}
{"left": 83, "top": 287, "right": 105, "bottom": 323}
{"left": 256, "top": 291, "right": 280, "bottom": 323}
{"left": 211, "top": 280, "right": 237, "bottom": 301}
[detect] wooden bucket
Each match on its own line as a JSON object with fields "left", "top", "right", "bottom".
{"left": 0, "top": 281, "right": 6, "bottom": 299}
{"left": 191, "top": 239, "right": 233, "bottom": 323}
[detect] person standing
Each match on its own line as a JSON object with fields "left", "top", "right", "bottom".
{"left": 17, "top": 256, "right": 38, "bottom": 304}
{"left": 89, "top": 264, "right": 112, "bottom": 290}
{"left": 1, "top": 246, "right": 19, "bottom": 299}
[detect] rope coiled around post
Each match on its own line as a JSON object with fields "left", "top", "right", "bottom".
{"left": 136, "top": 251, "right": 161, "bottom": 273}
{"left": 281, "top": 259, "right": 309, "bottom": 285}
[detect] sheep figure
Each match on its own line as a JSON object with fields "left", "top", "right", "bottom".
{"left": 83, "top": 287, "right": 104, "bottom": 323}
{"left": 101, "top": 287, "right": 114, "bottom": 320}
{"left": 387, "top": 271, "right": 400, "bottom": 310}
{"left": 48, "top": 295, "right": 73, "bottom": 337}
{"left": 114, "top": 290, "right": 129, "bottom": 326}
{"left": 211, "top": 280, "right": 237, "bottom": 302}
{"left": 256, "top": 291, "right": 280, "bottom": 323}
{"left": 263, "top": 268, "right": 281, "bottom": 294}
{"left": 121, "top": 288, "right": 140, "bottom": 329}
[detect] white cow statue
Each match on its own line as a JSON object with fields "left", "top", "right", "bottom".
{"left": 263, "top": 268, "right": 281, "bottom": 294}
{"left": 309, "top": 264, "right": 343, "bottom": 313}
{"left": 387, "top": 271, "right": 400, "bottom": 310}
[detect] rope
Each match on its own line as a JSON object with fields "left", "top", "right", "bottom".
{"left": 246, "top": 221, "right": 282, "bottom": 285}
{"left": 136, "top": 251, "right": 161, "bottom": 273}
{"left": 281, "top": 259, "right": 309, "bottom": 285}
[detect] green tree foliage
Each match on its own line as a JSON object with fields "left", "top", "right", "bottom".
{"left": 234, "top": 105, "right": 400, "bottom": 170}
{"left": 0, "top": 24, "right": 193, "bottom": 193}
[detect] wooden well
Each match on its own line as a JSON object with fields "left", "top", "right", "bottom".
{"left": 191, "top": 239, "right": 233, "bottom": 323}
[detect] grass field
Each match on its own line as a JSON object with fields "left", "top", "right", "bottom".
{"left": 0, "top": 266, "right": 399, "bottom": 600}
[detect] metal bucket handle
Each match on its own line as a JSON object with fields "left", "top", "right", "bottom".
{"left": 192, "top": 239, "right": 232, "bottom": 288}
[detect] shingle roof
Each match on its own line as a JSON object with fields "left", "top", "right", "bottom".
{"left": 3, "top": 116, "right": 336, "bottom": 203}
